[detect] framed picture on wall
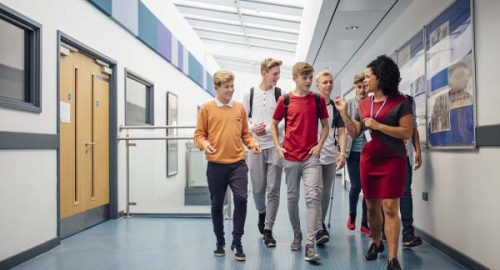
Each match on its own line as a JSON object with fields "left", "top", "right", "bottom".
{"left": 166, "top": 91, "right": 178, "bottom": 177}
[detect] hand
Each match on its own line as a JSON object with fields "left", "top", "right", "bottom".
{"left": 363, "top": 118, "right": 381, "bottom": 130}
{"left": 309, "top": 144, "right": 321, "bottom": 158}
{"left": 414, "top": 150, "right": 422, "bottom": 170}
{"left": 205, "top": 144, "right": 216, "bottom": 154}
{"left": 252, "top": 144, "right": 262, "bottom": 154}
{"left": 336, "top": 154, "right": 346, "bottom": 170}
{"left": 252, "top": 123, "right": 266, "bottom": 136}
{"left": 276, "top": 145, "right": 286, "bottom": 159}
{"left": 334, "top": 97, "right": 348, "bottom": 113}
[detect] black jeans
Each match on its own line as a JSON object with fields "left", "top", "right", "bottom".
{"left": 207, "top": 160, "right": 248, "bottom": 245}
{"left": 346, "top": 152, "right": 368, "bottom": 226}
{"left": 400, "top": 158, "right": 414, "bottom": 236}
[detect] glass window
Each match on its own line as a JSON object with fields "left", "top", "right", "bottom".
{"left": 0, "top": 18, "right": 25, "bottom": 100}
{"left": 125, "top": 71, "right": 153, "bottom": 125}
{"left": 0, "top": 6, "right": 41, "bottom": 112}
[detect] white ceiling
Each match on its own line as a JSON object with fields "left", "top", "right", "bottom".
{"left": 174, "top": 0, "right": 412, "bottom": 82}
{"left": 173, "top": 0, "right": 303, "bottom": 78}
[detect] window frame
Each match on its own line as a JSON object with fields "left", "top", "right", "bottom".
{"left": 124, "top": 69, "right": 154, "bottom": 126}
{"left": 0, "top": 3, "right": 41, "bottom": 113}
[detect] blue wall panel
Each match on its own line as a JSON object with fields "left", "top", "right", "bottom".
{"left": 89, "top": 0, "right": 112, "bottom": 16}
{"left": 112, "top": 0, "right": 138, "bottom": 35}
{"left": 138, "top": 1, "right": 158, "bottom": 50}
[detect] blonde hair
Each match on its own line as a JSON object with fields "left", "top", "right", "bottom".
{"left": 292, "top": 62, "right": 314, "bottom": 77}
{"left": 353, "top": 72, "right": 365, "bottom": 84}
{"left": 213, "top": 69, "right": 234, "bottom": 87}
{"left": 315, "top": 70, "right": 333, "bottom": 82}
{"left": 261, "top": 58, "right": 282, "bottom": 73}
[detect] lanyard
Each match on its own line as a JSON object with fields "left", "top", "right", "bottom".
{"left": 370, "top": 97, "right": 387, "bottom": 119}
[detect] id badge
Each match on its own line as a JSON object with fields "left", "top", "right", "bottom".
{"left": 364, "top": 130, "right": 372, "bottom": 142}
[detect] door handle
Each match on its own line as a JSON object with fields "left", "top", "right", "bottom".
{"left": 85, "top": 142, "right": 95, "bottom": 153}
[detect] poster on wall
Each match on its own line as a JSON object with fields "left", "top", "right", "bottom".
{"left": 397, "top": 30, "right": 427, "bottom": 144}
{"left": 425, "top": 0, "right": 475, "bottom": 148}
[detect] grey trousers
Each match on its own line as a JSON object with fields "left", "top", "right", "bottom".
{"left": 319, "top": 163, "right": 336, "bottom": 225}
{"left": 248, "top": 148, "right": 283, "bottom": 230}
{"left": 283, "top": 156, "right": 322, "bottom": 245}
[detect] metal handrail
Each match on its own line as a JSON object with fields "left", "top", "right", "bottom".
{"left": 119, "top": 125, "right": 195, "bottom": 131}
{"left": 118, "top": 125, "right": 196, "bottom": 218}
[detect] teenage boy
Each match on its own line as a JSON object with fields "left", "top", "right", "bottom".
{"left": 314, "top": 70, "right": 347, "bottom": 245}
{"left": 270, "top": 62, "right": 329, "bottom": 262}
{"left": 194, "top": 70, "right": 261, "bottom": 261}
{"left": 345, "top": 73, "right": 371, "bottom": 236}
{"left": 243, "top": 58, "right": 284, "bottom": 247}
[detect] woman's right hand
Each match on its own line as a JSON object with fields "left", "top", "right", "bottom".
{"left": 334, "top": 97, "right": 348, "bottom": 113}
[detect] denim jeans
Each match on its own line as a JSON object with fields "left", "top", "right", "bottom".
{"left": 400, "top": 158, "right": 414, "bottom": 236}
{"left": 346, "top": 152, "right": 368, "bottom": 226}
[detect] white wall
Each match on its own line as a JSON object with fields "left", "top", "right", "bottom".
{"left": 336, "top": 0, "right": 500, "bottom": 268}
{"left": 0, "top": 0, "right": 219, "bottom": 261}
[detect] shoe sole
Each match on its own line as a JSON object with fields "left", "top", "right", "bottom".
{"left": 214, "top": 253, "right": 225, "bottom": 257}
{"left": 264, "top": 242, "right": 276, "bottom": 247}
{"left": 403, "top": 239, "right": 423, "bottom": 248}
{"left": 316, "top": 235, "right": 330, "bottom": 245}
{"left": 290, "top": 246, "right": 302, "bottom": 251}
{"left": 234, "top": 255, "right": 246, "bottom": 261}
{"left": 305, "top": 255, "right": 321, "bottom": 261}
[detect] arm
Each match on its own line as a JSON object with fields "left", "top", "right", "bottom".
{"left": 310, "top": 118, "right": 329, "bottom": 157}
{"left": 334, "top": 97, "right": 362, "bottom": 138}
{"left": 336, "top": 127, "right": 347, "bottom": 169}
{"left": 364, "top": 114, "right": 413, "bottom": 140}
{"left": 270, "top": 119, "right": 285, "bottom": 158}
{"left": 412, "top": 128, "right": 422, "bottom": 170}
{"left": 241, "top": 109, "right": 261, "bottom": 153}
{"left": 193, "top": 106, "right": 215, "bottom": 154}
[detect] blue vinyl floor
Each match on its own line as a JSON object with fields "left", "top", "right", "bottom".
{"left": 13, "top": 177, "right": 468, "bottom": 270}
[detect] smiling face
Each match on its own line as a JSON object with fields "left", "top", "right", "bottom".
{"left": 364, "top": 68, "right": 379, "bottom": 93}
{"left": 215, "top": 80, "right": 234, "bottom": 104}
{"left": 316, "top": 74, "right": 333, "bottom": 98}
{"left": 262, "top": 65, "right": 280, "bottom": 88}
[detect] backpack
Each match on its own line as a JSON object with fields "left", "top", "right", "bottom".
{"left": 248, "top": 86, "right": 282, "bottom": 119}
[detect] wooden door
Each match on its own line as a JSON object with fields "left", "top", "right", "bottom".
{"left": 59, "top": 47, "right": 110, "bottom": 223}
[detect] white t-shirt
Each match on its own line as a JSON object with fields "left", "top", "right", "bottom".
{"left": 319, "top": 102, "right": 342, "bottom": 165}
{"left": 242, "top": 86, "right": 283, "bottom": 149}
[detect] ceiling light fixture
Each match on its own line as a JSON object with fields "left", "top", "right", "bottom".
{"left": 345, "top": 25, "right": 360, "bottom": 31}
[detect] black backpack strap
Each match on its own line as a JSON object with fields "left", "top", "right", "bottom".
{"left": 274, "top": 87, "right": 281, "bottom": 101}
{"left": 249, "top": 87, "right": 254, "bottom": 119}
{"left": 284, "top": 94, "right": 290, "bottom": 131}
{"left": 314, "top": 93, "right": 321, "bottom": 119}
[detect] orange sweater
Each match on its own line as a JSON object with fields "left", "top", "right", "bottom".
{"left": 194, "top": 100, "right": 258, "bottom": 164}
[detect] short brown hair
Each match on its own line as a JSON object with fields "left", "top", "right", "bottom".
{"left": 353, "top": 72, "right": 365, "bottom": 84}
{"left": 213, "top": 69, "right": 234, "bottom": 87}
{"left": 315, "top": 70, "right": 333, "bottom": 82}
{"left": 261, "top": 58, "right": 282, "bottom": 73}
{"left": 292, "top": 62, "right": 314, "bottom": 77}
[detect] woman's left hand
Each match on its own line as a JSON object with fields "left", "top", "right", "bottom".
{"left": 363, "top": 118, "right": 382, "bottom": 130}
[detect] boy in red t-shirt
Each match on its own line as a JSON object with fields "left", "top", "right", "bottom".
{"left": 270, "top": 62, "right": 329, "bottom": 262}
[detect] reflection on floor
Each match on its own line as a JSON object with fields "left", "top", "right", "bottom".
{"left": 13, "top": 177, "right": 467, "bottom": 270}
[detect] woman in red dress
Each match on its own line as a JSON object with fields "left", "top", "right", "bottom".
{"left": 335, "top": 55, "right": 413, "bottom": 270}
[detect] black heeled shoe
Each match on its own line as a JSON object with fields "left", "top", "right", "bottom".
{"left": 387, "top": 258, "right": 402, "bottom": 270}
{"left": 365, "top": 241, "right": 384, "bottom": 260}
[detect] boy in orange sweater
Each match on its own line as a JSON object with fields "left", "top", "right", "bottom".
{"left": 194, "top": 70, "right": 261, "bottom": 261}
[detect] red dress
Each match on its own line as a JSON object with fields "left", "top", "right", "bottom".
{"left": 356, "top": 95, "right": 411, "bottom": 199}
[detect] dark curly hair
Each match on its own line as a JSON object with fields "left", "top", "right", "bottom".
{"left": 366, "top": 55, "right": 400, "bottom": 97}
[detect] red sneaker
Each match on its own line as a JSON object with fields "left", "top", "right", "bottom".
{"left": 346, "top": 216, "right": 355, "bottom": 230}
{"left": 360, "top": 225, "right": 372, "bottom": 237}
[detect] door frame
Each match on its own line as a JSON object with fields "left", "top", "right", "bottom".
{"left": 56, "top": 31, "right": 118, "bottom": 239}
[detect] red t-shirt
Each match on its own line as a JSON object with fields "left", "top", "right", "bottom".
{"left": 272, "top": 92, "right": 329, "bottom": 161}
